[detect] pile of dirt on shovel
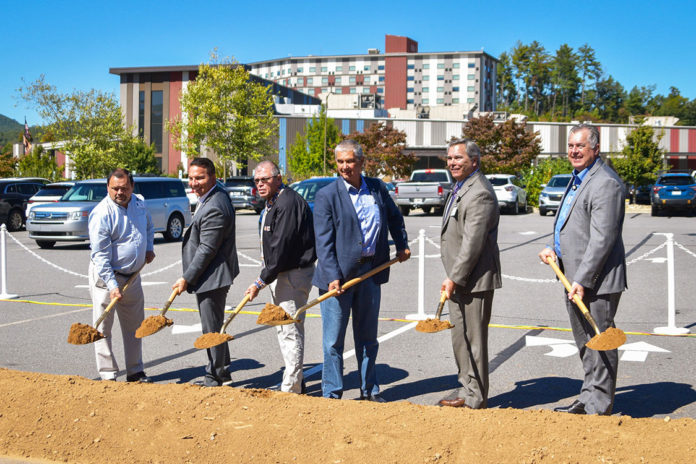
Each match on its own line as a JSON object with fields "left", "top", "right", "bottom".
{"left": 1, "top": 368, "right": 694, "bottom": 464}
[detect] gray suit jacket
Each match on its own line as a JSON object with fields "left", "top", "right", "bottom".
{"left": 555, "top": 158, "right": 626, "bottom": 295}
{"left": 441, "top": 171, "right": 502, "bottom": 294}
{"left": 182, "top": 185, "right": 239, "bottom": 294}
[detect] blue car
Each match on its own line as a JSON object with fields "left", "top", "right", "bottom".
{"left": 651, "top": 172, "right": 696, "bottom": 216}
{"left": 290, "top": 177, "right": 337, "bottom": 211}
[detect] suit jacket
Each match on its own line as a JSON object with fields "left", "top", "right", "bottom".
{"left": 441, "top": 171, "right": 502, "bottom": 294}
{"left": 312, "top": 177, "right": 408, "bottom": 290}
{"left": 182, "top": 185, "right": 239, "bottom": 294}
{"left": 259, "top": 186, "right": 316, "bottom": 284}
{"left": 555, "top": 157, "right": 626, "bottom": 295}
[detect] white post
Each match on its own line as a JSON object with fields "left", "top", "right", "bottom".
{"left": 654, "top": 233, "right": 689, "bottom": 335}
{"left": 0, "top": 224, "right": 18, "bottom": 300}
{"left": 406, "top": 229, "right": 433, "bottom": 320}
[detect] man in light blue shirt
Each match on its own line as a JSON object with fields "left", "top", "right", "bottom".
{"left": 88, "top": 168, "right": 155, "bottom": 382}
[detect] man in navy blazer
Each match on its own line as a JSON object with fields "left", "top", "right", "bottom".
{"left": 313, "top": 139, "right": 410, "bottom": 401}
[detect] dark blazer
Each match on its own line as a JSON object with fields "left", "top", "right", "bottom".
{"left": 555, "top": 157, "right": 626, "bottom": 295}
{"left": 259, "top": 186, "right": 316, "bottom": 284}
{"left": 312, "top": 176, "right": 408, "bottom": 290}
{"left": 182, "top": 185, "right": 239, "bottom": 294}
{"left": 441, "top": 171, "right": 502, "bottom": 293}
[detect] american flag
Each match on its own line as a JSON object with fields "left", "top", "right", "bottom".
{"left": 23, "top": 117, "right": 33, "bottom": 154}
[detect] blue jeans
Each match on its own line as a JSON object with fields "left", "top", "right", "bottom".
{"left": 320, "top": 265, "right": 381, "bottom": 399}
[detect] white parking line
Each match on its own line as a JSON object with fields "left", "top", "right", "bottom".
{"left": 0, "top": 308, "right": 87, "bottom": 329}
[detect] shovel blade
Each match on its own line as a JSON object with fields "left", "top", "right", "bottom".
{"left": 194, "top": 332, "right": 234, "bottom": 350}
{"left": 67, "top": 323, "right": 105, "bottom": 345}
{"left": 415, "top": 318, "right": 454, "bottom": 333}
{"left": 135, "top": 315, "right": 173, "bottom": 339}
{"left": 585, "top": 327, "right": 626, "bottom": 351}
{"left": 256, "top": 303, "right": 294, "bottom": 326}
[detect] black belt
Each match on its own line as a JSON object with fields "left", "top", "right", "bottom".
{"left": 115, "top": 271, "right": 134, "bottom": 278}
{"left": 358, "top": 256, "right": 374, "bottom": 264}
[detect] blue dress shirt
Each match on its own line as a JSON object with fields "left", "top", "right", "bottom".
{"left": 554, "top": 159, "right": 597, "bottom": 258}
{"left": 342, "top": 177, "right": 381, "bottom": 257}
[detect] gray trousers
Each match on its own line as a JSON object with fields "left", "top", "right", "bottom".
{"left": 449, "top": 290, "right": 493, "bottom": 409}
{"left": 196, "top": 285, "right": 231, "bottom": 385}
{"left": 269, "top": 265, "right": 314, "bottom": 393}
{"left": 89, "top": 262, "right": 144, "bottom": 380}
{"left": 566, "top": 292, "right": 621, "bottom": 415}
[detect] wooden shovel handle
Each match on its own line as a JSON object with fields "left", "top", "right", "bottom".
{"left": 435, "top": 291, "right": 448, "bottom": 320}
{"left": 158, "top": 289, "right": 180, "bottom": 317}
{"left": 547, "top": 258, "right": 601, "bottom": 336}
{"left": 220, "top": 294, "right": 252, "bottom": 333}
{"left": 94, "top": 264, "right": 145, "bottom": 330}
{"left": 291, "top": 257, "right": 400, "bottom": 320}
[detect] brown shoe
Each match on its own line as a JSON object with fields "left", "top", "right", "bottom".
{"left": 438, "top": 398, "right": 470, "bottom": 408}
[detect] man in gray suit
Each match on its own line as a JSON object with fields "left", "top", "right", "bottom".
{"left": 539, "top": 124, "right": 626, "bottom": 415}
{"left": 173, "top": 158, "right": 239, "bottom": 387}
{"left": 438, "top": 138, "right": 501, "bottom": 409}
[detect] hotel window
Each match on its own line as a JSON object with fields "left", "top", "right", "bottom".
{"left": 335, "top": 77, "right": 341, "bottom": 84}
{"left": 407, "top": 64, "right": 415, "bottom": 69}
{"left": 150, "top": 90, "right": 163, "bottom": 153}
{"left": 322, "top": 77, "right": 328, "bottom": 84}
{"left": 437, "top": 98, "right": 444, "bottom": 104}
{"left": 362, "top": 87, "right": 369, "bottom": 94}
{"left": 453, "top": 75, "right": 459, "bottom": 80}
{"left": 379, "top": 76, "right": 385, "bottom": 82}
{"left": 350, "top": 87, "right": 357, "bottom": 94}
{"left": 297, "top": 77, "right": 304, "bottom": 86}
{"left": 336, "top": 66, "right": 343, "bottom": 72}
{"left": 468, "top": 62, "right": 476, "bottom": 68}
{"left": 468, "top": 74, "right": 475, "bottom": 80}
{"left": 349, "top": 66, "right": 356, "bottom": 71}
{"left": 437, "top": 87, "right": 444, "bottom": 92}
{"left": 364, "top": 65, "right": 370, "bottom": 71}
{"left": 467, "top": 97, "right": 475, "bottom": 103}
{"left": 422, "top": 87, "right": 429, "bottom": 92}
{"left": 321, "top": 66, "right": 328, "bottom": 72}
{"left": 407, "top": 99, "right": 414, "bottom": 104}
{"left": 467, "top": 86, "right": 475, "bottom": 92}
{"left": 422, "top": 98, "right": 429, "bottom": 104}
{"left": 297, "top": 67, "right": 303, "bottom": 73}
{"left": 452, "top": 98, "right": 459, "bottom": 103}
{"left": 349, "top": 76, "right": 356, "bottom": 83}
{"left": 437, "top": 75, "right": 444, "bottom": 80}
{"left": 377, "top": 87, "right": 383, "bottom": 93}
{"left": 407, "top": 76, "right": 414, "bottom": 81}
{"left": 378, "top": 65, "right": 384, "bottom": 71}
{"left": 437, "top": 63, "right": 445, "bottom": 69}
{"left": 423, "top": 63, "right": 430, "bottom": 69}
{"left": 407, "top": 87, "right": 414, "bottom": 92}
{"left": 310, "top": 66, "right": 316, "bottom": 72}
{"left": 138, "top": 91, "right": 145, "bottom": 137}
{"left": 453, "top": 62, "right": 460, "bottom": 68}
{"left": 422, "top": 75, "right": 429, "bottom": 81}
{"left": 307, "top": 78, "right": 313, "bottom": 85}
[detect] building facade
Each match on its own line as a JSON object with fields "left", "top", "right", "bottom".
{"left": 248, "top": 34, "right": 497, "bottom": 115}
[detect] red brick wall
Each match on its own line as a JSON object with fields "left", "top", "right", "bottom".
{"left": 168, "top": 72, "right": 183, "bottom": 175}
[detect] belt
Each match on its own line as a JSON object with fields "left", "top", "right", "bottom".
{"left": 358, "top": 256, "right": 374, "bottom": 264}
{"left": 114, "top": 271, "right": 134, "bottom": 278}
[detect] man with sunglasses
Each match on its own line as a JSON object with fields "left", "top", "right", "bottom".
{"left": 245, "top": 161, "right": 316, "bottom": 393}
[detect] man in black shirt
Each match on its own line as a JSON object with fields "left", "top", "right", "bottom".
{"left": 245, "top": 161, "right": 316, "bottom": 393}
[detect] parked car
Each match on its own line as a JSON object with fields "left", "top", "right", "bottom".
{"left": 485, "top": 174, "right": 527, "bottom": 214}
{"left": 627, "top": 184, "right": 652, "bottom": 205}
{"left": 181, "top": 179, "right": 198, "bottom": 211}
{"left": 394, "top": 169, "right": 454, "bottom": 216}
{"left": 651, "top": 173, "right": 696, "bottom": 216}
{"left": 290, "top": 177, "right": 337, "bottom": 211}
{"left": 0, "top": 177, "right": 51, "bottom": 231}
{"left": 26, "top": 177, "right": 192, "bottom": 248}
{"left": 538, "top": 174, "right": 572, "bottom": 216}
{"left": 223, "top": 176, "right": 264, "bottom": 214}
{"left": 25, "top": 182, "right": 76, "bottom": 217}
{"left": 385, "top": 181, "right": 397, "bottom": 202}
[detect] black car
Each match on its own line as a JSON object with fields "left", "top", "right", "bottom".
{"left": 627, "top": 184, "right": 652, "bottom": 205}
{"left": 0, "top": 177, "right": 51, "bottom": 231}
{"left": 223, "top": 176, "right": 264, "bottom": 214}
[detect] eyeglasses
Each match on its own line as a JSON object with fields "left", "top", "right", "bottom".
{"left": 253, "top": 176, "right": 276, "bottom": 185}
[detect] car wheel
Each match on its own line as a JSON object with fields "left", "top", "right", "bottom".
{"left": 539, "top": 207, "right": 547, "bottom": 216}
{"left": 422, "top": 206, "right": 432, "bottom": 215}
{"left": 399, "top": 206, "right": 410, "bottom": 216}
{"left": 434, "top": 207, "right": 444, "bottom": 216}
{"left": 6, "top": 209, "right": 23, "bottom": 232}
{"left": 254, "top": 207, "right": 263, "bottom": 214}
{"left": 36, "top": 240, "right": 56, "bottom": 249}
{"left": 164, "top": 213, "right": 184, "bottom": 241}
{"left": 518, "top": 197, "right": 527, "bottom": 214}
{"left": 651, "top": 205, "right": 658, "bottom": 217}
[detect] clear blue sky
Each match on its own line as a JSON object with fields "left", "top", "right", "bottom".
{"left": 4, "top": 0, "right": 695, "bottom": 125}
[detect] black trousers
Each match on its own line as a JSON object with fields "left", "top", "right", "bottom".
{"left": 196, "top": 285, "right": 231, "bottom": 385}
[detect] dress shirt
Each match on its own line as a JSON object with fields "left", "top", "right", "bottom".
{"left": 88, "top": 195, "right": 154, "bottom": 291}
{"left": 554, "top": 158, "right": 597, "bottom": 258}
{"left": 342, "top": 177, "right": 380, "bottom": 257}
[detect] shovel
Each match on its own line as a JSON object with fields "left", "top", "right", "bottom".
{"left": 135, "top": 288, "right": 179, "bottom": 338}
{"left": 67, "top": 264, "right": 145, "bottom": 345}
{"left": 257, "top": 257, "right": 400, "bottom": 326}
{"left": 193, "top": 294, "right": 252, "bottom": 349}
{"left": 415, "top": 291, "right": 454, "bottom": 333}
{"left": 547, "top": 257, "right": 626, "bottom": 351}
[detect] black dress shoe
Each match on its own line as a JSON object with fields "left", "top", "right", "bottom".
{"left": 554, "top": 400, "right": 586, "bottom": 414}
{"left": 126, "top": 371, "right": 152, "bottom": 383}
{"left": 438, "top": 398, "right": 470, "bottom": 408}
{"left": 360, "top": 394, "right": 387, "bottom": 403}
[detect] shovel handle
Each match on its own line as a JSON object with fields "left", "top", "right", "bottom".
{"left": 94, "top": 264, "right": 145, "bottom": 330}
{"left": 158, "top": 289, "right": 180, "bottom": 317}
{"left": 291, "top": 257, "right": 400, "bottom": 321}
{"left": 435, "top": 291, "right": 448, "bottom": 320}
{"left": 547, "top": 258, "right": 601, "bottom": 336}
{"left": 220, "top": 294, "right": 252, "bottom": 333}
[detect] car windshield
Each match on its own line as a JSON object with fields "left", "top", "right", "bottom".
{"left": 292, "top": 180, "right": 335, "bottom": 202}
{"left": 658, "top": 176, "right": 694, "bottom": 186}
{"left": 61, "top": 184, "right": 108, "bottom": 202}
{"left": 34, "top": 187, "right": 71, "bottom": 197}
{"left": 548, "top": 176, "right": 571, "bottom": 188}
{"left": 411, "top": 172, "right": 449, "bottom": 182}
{"left": 488, "top": 178, "right": 511, "bottom": 186}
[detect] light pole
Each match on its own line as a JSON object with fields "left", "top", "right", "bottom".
{"left": 322, "top": 92, "right": 332, "bottom": 176}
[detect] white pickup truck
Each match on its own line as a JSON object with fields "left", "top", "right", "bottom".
{"left": 394, "top": 169, "right": 454, "bottom": 216}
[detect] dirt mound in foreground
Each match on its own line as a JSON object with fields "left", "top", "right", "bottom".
{"left": 0, "top": 369, "right": 694, "bottom": 463}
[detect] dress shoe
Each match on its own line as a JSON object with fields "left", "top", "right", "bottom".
{"left": 438, "top": 398, "right": 470, "bottom": 408}
{"left": 126, "top": 371, "right": 152, "bottom": 383}
{"left": 554, "top": 400, "right": 586, "bottom": 414}
{"left": 360, "top": 394, "right": 387, "bottom": 403}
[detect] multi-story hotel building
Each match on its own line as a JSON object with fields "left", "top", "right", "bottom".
{"left": 248, "top": 34, "right": 498, "bottom": 115}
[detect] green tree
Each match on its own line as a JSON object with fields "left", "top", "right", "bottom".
{"left": 594, "top": 75, "right": 625, "bottom": 122}
{"left": 18, "top": 75, "right": 142, "bottom": 178}
{"left": 496, "top": 51, "right": 517, "bottom": 108}
{"left": 345, "top": 121, "right": 415, "bottom": 180}
{"left": 461, "top": 114, "right": 541, "bottom": 174}
{"left": 0, "top": 143, "right": 16, "bottom": 177}
{"left": 577, "top": 44, "right": 602, "bottom": 110}
{"left": 655, "top": 87, "right": 689, "bottom": 120}
{"left": 550, "top": 44, "right": 579, "bottom": 117}
{"left": 167, "top": 52, "right": 278, "bottom": 178}
{"left": 521, "top": 157, "right": 573, "bottom": 207}
{"left": 16, "top": 145, "right": 62, "bottom": 180}
{"left": 119, "top": 136, "right": 160, "bottom": 175}
{"left": 611, "top": 125, "right": 665, "bottom": 202}
{"left": 287, "top": 106, "right": 341, "bottom": 180}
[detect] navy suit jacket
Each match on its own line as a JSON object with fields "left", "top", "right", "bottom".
{"left": 312, "top": 176, "right": 408, "bottom": 290}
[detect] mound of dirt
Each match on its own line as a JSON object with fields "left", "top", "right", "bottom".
{"left": 0, "top": 368, "right": 694, "bottom": 463}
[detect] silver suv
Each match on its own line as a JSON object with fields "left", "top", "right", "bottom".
{"left": 26, "top": 177, "right": 192, "bottom": 249}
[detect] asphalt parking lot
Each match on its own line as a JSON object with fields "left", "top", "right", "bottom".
{"left": 1, "top": 208, "right": 695, "bottom": 418}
